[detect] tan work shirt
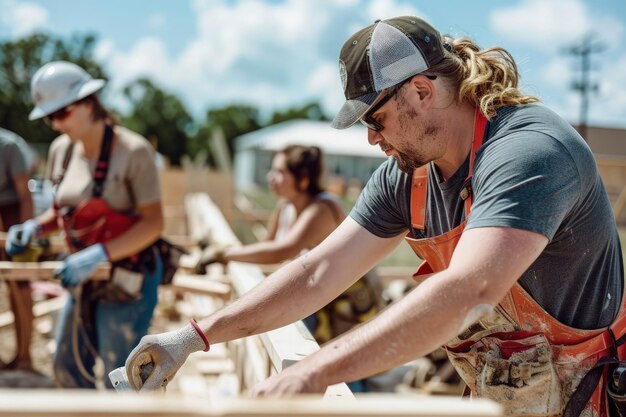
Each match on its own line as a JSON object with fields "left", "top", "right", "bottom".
{"left": 45, "top": 126, "right": 161, "bottom": 214}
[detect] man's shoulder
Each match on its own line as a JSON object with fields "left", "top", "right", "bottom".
{"left": 483, "top": 104, "right": 590, "bottom": 165}
{"left": 488, "top": 104, "right": 577, "bottom": 142}
{"left": 0, "top": 127, "right": 25, "bottom": 148}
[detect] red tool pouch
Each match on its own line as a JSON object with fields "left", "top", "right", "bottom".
{"left": 63, "top": 198, "right": 137, "bottom": 250}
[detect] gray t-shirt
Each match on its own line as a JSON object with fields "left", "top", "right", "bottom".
{"left": 351, "top": 104, "right": 623, "bottom": 330}
{"left": 0, "top": 128, "right": 33, "bottom": 205}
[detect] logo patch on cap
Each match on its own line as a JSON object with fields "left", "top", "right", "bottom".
{"left": 339, "top": 60, "right": 347, "bottom": 93}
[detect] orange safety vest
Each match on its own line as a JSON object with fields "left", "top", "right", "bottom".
{"left": 404, "top": 109, "right": 626, "bottom": 416}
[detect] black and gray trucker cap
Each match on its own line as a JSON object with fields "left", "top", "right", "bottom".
{"left": 331, "top": 16, "right": 445, "bottom": 129}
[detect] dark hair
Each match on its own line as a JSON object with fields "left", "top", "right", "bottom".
{"left": 280, "top": 145, "right": 324, "bottom": 196}
{"left": 78, "top": 94, "right": 120, "bottom": 125}
{"left": 427, "top": 36, "right": 540, "bottom": 119}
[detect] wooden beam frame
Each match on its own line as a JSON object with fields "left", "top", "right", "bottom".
{"left": 185, "top": 193, "right": 353, "bottom": 398}
{"left": 0, "top": 261, "right": 110, "bottom": 281}
{"left": 0, "top": 390, "right": 502, "bottom": 416}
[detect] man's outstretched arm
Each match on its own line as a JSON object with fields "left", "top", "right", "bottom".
{"left": 125, "top": 217, "right": 403, "bottom": 390}
{"left": 253, "top": 226, "right": 548, "bottom": 396}
{"left": 194, "top": 217, "right": 404, "bottom": 343}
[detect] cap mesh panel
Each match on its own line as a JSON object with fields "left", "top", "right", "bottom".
{"left": 369, "top": 22, "right": 428, "bottom": 92}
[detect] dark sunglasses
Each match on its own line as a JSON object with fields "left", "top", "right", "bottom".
{"left": 360, "top": 74, "right": 437, "bottom": 132}
{"left": 44, "top": 104, "right": 74, "bottom": 124}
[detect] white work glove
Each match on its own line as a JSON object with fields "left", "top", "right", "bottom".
{"left": 125, "top": 321, "right": 209, "bottom": 391}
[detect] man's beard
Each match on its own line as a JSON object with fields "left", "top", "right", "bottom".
{"left": 395, "top": 149, "right": 424, "bottom": 174}
{"left": 393, "top": 93, "right": 440, "bottom": 173}
{"left": 393, "top": 123, "right": 440, "bottom": 173}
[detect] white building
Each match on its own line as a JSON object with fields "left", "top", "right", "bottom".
{"left": 234, "top": 120, "right": 387, "bottom": 193}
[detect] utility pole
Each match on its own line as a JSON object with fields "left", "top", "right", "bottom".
{"left": 565, "top": 34, "right": 605, "bottom": 141}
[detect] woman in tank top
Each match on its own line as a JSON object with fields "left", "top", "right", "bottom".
{"left": 198, "top": 145, "right": 384, "bottom": 350}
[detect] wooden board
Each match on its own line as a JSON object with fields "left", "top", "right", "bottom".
{"left": 169, "top": 273, "right": 231, "bottom": 300}
{"left": 0, "top": 390, "right": 502, "bottom": 416}
{"left": 0, "top": 262, "right": 110, "bottom": 281}
{"left": 0, "top": 293, "right": 67, "bottom": 328}
{"left": 185, "top": 193, "right": 354, "bottom": 399}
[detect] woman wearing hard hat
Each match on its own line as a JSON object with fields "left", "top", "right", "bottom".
{"left": 5, "top": 61, "right": 165, "bottom": 389}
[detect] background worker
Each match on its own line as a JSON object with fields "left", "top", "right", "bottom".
{"left": 198, "top": 145, "right": 383, "bottom": 356}
{"left": 6, "top": 61, "right": 164, "bottom": 389}
{"left": 0, "top": 127, "right": 36, "bottom": 370}
{"left": 125, "top": 16, "right": 623, "bottom": 416}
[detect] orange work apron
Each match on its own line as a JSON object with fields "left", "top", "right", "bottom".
{"left": 404, "top": 109, "right": 626, "bottom": 416}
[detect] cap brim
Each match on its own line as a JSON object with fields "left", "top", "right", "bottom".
{"left": 331, "top": 91, "right": 379, "bottom": 129}
{"left": 29, "top": 79, "right": 106, "bottom": 120}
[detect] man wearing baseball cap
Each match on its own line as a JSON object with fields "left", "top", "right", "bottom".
{"left": 125, "top": 16, "right": 623, "bottom": 416}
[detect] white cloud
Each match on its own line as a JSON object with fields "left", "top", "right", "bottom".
{"left": 148, "top": 13, "right": 166, "bottom": 30}
{"left": 542, "top": 57, "right": 571, "bottom": 90}
{"left": 489, "top": 0, "right": 623, "bottom": 52}
{"left": 489, "top": 0, "right": 625, "bottom": 127}
{"left": 0, "top": 0, "right": 49, "bottom": 37}
{"left": 366, "top": 0, "right": 425, "bottom": 22}
{"left": 592, "top": 53, "right": 626, "bottom": 126}
{"left": 94, "top": 0, "right": 433, "bottom": 119}
{"left": 306, "top": 61, "right": 345, "bottom": 115}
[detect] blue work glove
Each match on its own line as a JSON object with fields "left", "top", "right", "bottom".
{"left": 55, "top": 243, "right": 109, "bottom": 288}
{"left": 5, "top": 219, "right": 41, "bottom": 256}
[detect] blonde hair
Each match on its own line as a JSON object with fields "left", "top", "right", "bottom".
{"left": 430, "top": 37, "right": 539, "bottom": 119}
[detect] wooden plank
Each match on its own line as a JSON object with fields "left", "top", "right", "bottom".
{"left": 0, "top": 293, "right": 68, "bottom": 328}
{"left": 243, "top": 336, "right": 270, "bottom": 387}
{"left": 0, "top": 261, "right": 110, "bottom": 281}
{"left": 188, "top": 193, "right": 355, "bottom": 399}
{"left": 162, "top": 234, "right": 201, "bottom": 250}
{"left": 0, "top": 390, "right": 502, "bottom": 416}
{"left": 170, "top": 273, "right": 231, "bottom": 300}
{"left": 612, "top": 185, "right": 626, "bottom": 218}
{"left": 0, "top": 232, "right": 68, "bottom": 253}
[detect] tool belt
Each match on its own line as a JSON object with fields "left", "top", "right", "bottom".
{"left": 87, "top": 244, "right": 158, "bottom": 303}
{"left": 312, "top": 274, "right": 383, "bottom": 344}
{"left": 608, "top": 361, "right": 626, "bottom": 417}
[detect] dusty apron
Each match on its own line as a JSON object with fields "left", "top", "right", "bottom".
{"left": 404, "top": 109, "right": 626, "bottom": 417}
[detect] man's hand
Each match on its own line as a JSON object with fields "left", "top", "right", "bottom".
{"left": 125, "top": 322, "right": 207, "bottom": 391}
{"left": 252, "top": 363, "right": 326, "bottom": 397}
{"left": 5, "top": 219, "right": 41, "bottom": 256}
{"left": 55, "top": 243, "right": 108, "bottom": 288}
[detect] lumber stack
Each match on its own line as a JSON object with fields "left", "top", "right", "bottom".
{"left": 0, "top": 192, "right": 503, "bottom": 416}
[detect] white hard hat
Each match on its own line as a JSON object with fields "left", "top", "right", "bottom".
{"left": 29, "top": 61, "right": 106, "bottom": 120}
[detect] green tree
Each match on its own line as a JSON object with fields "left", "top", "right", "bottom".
{"left": 121, "top": 78, "right": 194, "bottom": 166}
{"left": 190, "top": 104, "right": 262, "bottom": 166}
{"left": 0, "top": 33, "right": 106, "bottom": 147}
{"left": 268, "top": 102, "right": 328, "bottom": 125}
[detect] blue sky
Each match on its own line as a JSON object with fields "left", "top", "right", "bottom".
{"left": 1, "top": 0, "right": 625, "bottom": 128}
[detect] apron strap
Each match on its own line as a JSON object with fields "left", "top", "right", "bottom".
{"left": 410, "top": 108, "right": 488, "bottom": 229}
{"left": 410, "top": 166, "right": 428, "bottom": 230}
